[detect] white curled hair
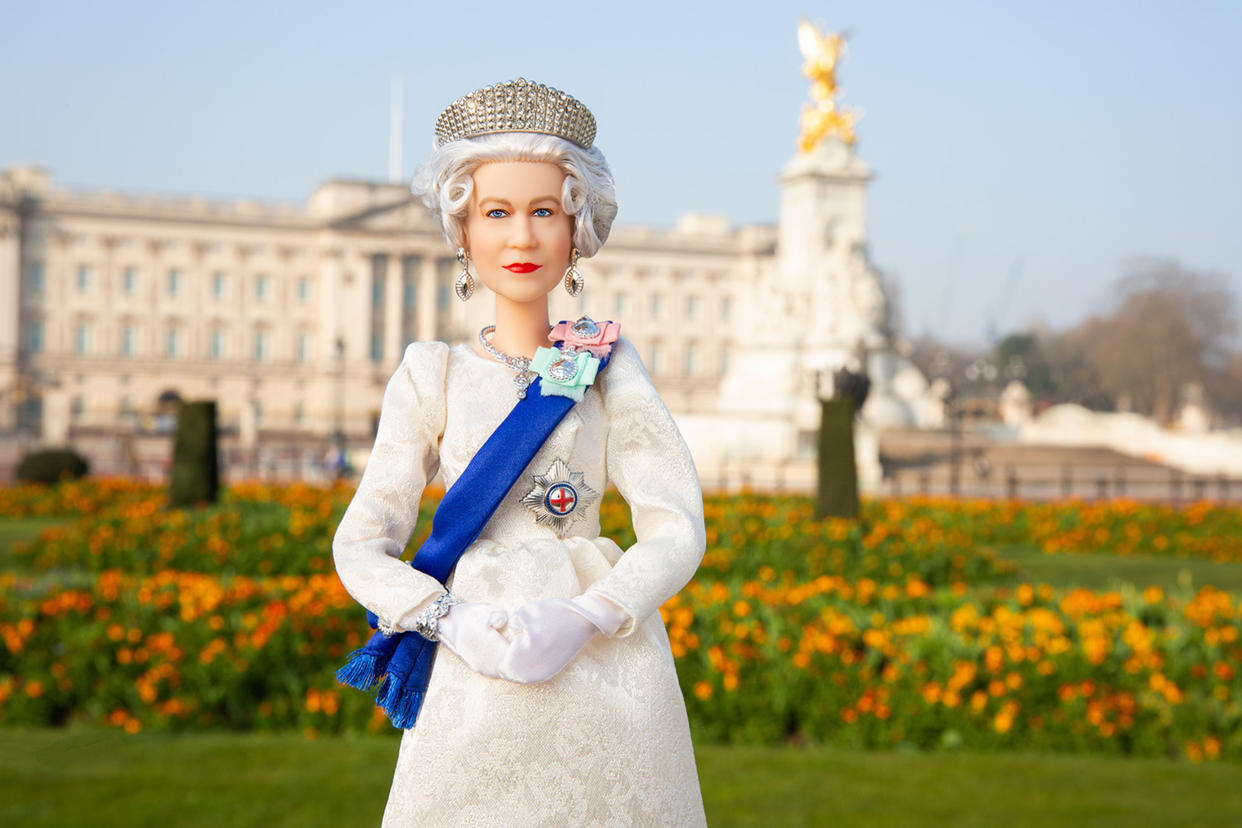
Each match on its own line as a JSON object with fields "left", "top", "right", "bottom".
{"left": 411, "top": 132, "right": 618, "bottom": 258}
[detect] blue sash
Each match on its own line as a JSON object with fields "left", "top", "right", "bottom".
{"left": 335, "top": 351, "right": 609, "bottom": 729}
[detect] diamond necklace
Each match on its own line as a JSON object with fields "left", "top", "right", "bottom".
{"left": 478, "top": 324, "right": 549, "bottom": 399}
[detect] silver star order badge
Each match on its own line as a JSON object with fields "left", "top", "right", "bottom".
{"left": 521, "top": 458, "right": 600, "bottom": 537}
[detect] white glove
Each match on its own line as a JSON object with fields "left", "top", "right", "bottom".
{"left": 498, "top": 593, "right": 630, "bottom": 685}
{"left": 436, "top": 602, "right": 511, "bottom": 679}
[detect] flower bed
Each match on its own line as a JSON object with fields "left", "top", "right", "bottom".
{"left": 1, "top": 484, "right": 1238, "bottom": 760}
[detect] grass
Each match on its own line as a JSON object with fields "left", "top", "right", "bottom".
{"left": 0, "top": 517, "right": 70, "bottom": 561}
{"left": 992, "top": 542, "right": 1242, "bottom": 595}
{"left": 0, "top": 727, "right": 1237, "bottom": 827}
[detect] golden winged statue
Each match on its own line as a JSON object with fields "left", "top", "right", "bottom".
{"left": 797, "top": 19, "right": 859, "bottom": 152}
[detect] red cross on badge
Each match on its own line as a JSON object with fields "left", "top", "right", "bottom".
{"left": 545, "top": 484, "right": 578, "bottom": 516}
{"left": 521, "top": 458, "right": 600, "bottom": 537}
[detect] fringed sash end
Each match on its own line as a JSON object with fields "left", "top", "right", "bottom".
{"left": 335, "top": 648, "right": 380, "bottom": 691}
{"left": 375, "top": 673, "right": 426, "bottom": 730}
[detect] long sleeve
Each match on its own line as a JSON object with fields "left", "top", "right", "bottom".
{"left": 333, "top": 341, "right": 449, "bottom": 632}
{"left": 587, "top": 337, "right": 707, "bottom": 637}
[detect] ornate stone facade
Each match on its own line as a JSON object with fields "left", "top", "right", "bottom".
{"left": 1, "top": 148, "right": 939, "bottom": 488}
{"left": 0, "top": 166, "right": 769, "bottom": 482}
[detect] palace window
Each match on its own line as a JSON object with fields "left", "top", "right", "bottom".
{"left": 255, "top": 273, "right": 268, "bottom": 301}
{"left": 436, "top": 257, "right": 456, "bottom": 310}
{"left": 210, "top": 329, "right": 225, "bottom": 360}
{"left": 122, "top": 325, "right": 136, "bottom": 357}
{"left": 649, "top": 341, "right": 662, "bottom": 374}
{"left": 650, "top": 294, "right": 662, "bottom": 319}
{"left": 297, "top": 332, "right": 310, "bottom": 363}
{"left": 75, "top": 323, "right": 92, "bottom": 355}
{"left": 26, "top": 262, "right": 44, "bottom": 294}
{"left": 77, "top": 265, "right": 91, "bottom": 293}
{"left": 123, "top": 267, "right": 136, "bottom": 295}
{"left": 26, "top": 321, "right": 43, "bottom": 354}
{"left": 212, "top": 271, "right": 226, "bottom": 299}
{"left": 298, "top": 276, "right": 311, "bottom": 303}
{"left": 166, "top": 327, "right": 182, "bottom": 358}
{"left": 684, "top": 343, "right": 698, "bottom": 376}
{"left": 168, "top": 268, "right": 181, "bottom": 297}
{"left": 370, "top": 334, "right": 383, "bottom": 363}
{"left": 254, "top": 329, "right": 267, "bottom": 360}
{"left": 686, "top": 295, "right": 698, "bottom": 320}
{"left": 721, "top": 296, "right": 732, "bottom": 322}
{"left": 614, "top": 292, "right": 627, "bottom": 316}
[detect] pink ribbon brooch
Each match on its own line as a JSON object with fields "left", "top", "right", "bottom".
{"left": 531, "top": 316, "right": 621, "bottom": 401}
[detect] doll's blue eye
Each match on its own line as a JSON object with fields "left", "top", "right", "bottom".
{"left": 533, "top": 207, "right": 553, "bottom": 217}
{"left": 487, "top": 209, "right": 507, "bottom": 218}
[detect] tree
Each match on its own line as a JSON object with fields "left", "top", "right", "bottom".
{"left": 1039, "top": 316, "right": 1116, "bottom": 411}
{"left": 169, "top": 400, "right": 220, "bottom": 508}
{"left": 1082, "top": 258, "right": 1237, "bottom": 422}
{"left": 993, "top": 332, "right": 1055, "bottom": 399}
{"left": 904, "top": 258, "right": 1241, "bottom": 424}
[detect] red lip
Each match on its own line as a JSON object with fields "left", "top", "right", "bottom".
{"left": 503, "top": 263, "right": 541, "bottom": 273}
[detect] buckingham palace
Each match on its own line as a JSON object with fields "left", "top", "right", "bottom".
{"left": 0, "top": 134, "right": 935, "bottom": 489}
{"left": 0, "top": 37, "right": 942, "bottom": 489}
{"left": 0, "top": 164, "right": 782, "bottom": 480}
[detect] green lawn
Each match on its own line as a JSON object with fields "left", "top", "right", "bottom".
{"left": 992, "top": 542, "right": 1242, "bottom": 595}
{"left": 0, "top": 727, "right": 1237, "bottom": 827}
{"left": 0, "top": 517, "right": 70, "bottom": 561}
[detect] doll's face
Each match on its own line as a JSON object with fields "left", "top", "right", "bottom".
{"left": 463, "top": 161, "right": 573, "bottom": 306}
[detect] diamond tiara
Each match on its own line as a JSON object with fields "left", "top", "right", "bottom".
{"left": 433, "top": 78, "right": 597, "bottom": 149}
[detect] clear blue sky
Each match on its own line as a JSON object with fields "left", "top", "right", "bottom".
{"left": 3, "top": 1, "right": 1239, "bottom": 348}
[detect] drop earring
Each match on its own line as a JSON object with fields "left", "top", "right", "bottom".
{"left": 563, "top": 248, "right": 584, "bottom": 297}
{"left": 454, "top": 247, "right": 475, "bottom": 301}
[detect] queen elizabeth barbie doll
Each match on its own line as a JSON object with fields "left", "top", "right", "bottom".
{"left": 333, "top": 79, "right": 708, "bottom": 826}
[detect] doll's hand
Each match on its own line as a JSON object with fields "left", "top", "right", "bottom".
{"left": 437, "top": 602, "right": 510, "bottom": 679}
{"left": 497, "top": 598, "right": 599, "bottom": 685}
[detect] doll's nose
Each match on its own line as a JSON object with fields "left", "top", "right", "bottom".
{"left": 509, "top": 217, "right": 535, "bottom": 249}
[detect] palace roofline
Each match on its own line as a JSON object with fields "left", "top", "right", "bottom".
{"left": 1, "top": 165, "right": 776, "bottom": 252}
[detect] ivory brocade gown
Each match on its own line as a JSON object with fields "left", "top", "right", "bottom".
{"left": 332, "top": 335, "right": 708, "bottom": 827}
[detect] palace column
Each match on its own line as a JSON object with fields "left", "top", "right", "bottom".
{"left": 416, "top": 255, "right": 439, "bottom": 342}
{"left": 0, "top": 209, "right": 20, "bottom": 431}
{"left": 384, "top": 253, "right": 403, "bottom": 363}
